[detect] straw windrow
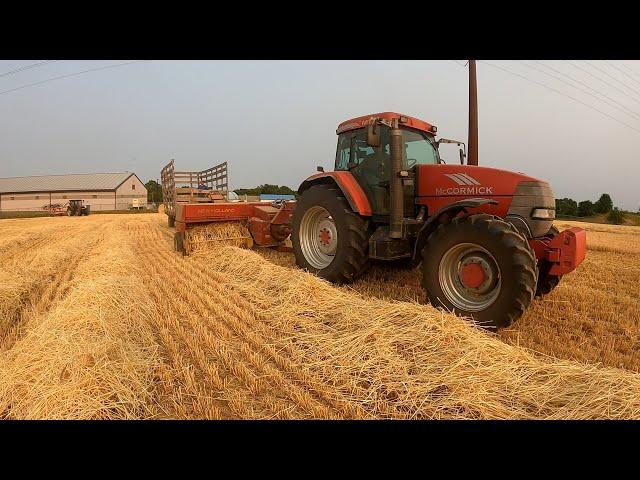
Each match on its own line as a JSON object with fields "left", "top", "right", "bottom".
{"left": 1, "top": 213, "right": 639, "bottom": 419}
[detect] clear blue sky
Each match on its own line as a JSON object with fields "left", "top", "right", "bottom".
{"left": 0, "top": 60, "right": 637, "bottom": 210}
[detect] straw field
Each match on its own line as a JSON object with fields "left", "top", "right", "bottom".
{"left": 1, "top": 213, "right": 639, "bottom": 419}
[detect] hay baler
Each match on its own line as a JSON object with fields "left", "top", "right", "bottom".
{"left": 161, "top": 158, "right": 294, "bottom": 254}
{"left": 172, "top": 200, "right": 295, "bottom": 254}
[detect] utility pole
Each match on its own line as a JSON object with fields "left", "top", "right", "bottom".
{"left": 468, "top": 60, "right": 479, "bottom": 166}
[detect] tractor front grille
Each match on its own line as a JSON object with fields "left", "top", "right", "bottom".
{"left": 507, "top": 181, "right": 555, "bottom": 238}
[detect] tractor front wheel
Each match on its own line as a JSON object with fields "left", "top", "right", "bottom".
{"left": 421, "top": 214, "right": 537, "bottom": 330}
{"left": 292, "top": 184, "right": 370, "bottom": 283}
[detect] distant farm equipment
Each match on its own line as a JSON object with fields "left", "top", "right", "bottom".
{"left": 41, "top": 200, "right": 90, "bottom": 216}
{"left": 130, "top": 198, "right": 145, "bottom": 210}
{"left": 42, "top": 203, "right": 67, "bottom": 216}
{"left": 66, "top": 199, "right": 90, "bottom": 216}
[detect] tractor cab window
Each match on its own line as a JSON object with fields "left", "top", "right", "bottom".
{"left": 335, "top": 130, "right": 378, "bottom": 171}
{"left": 334, "top": 125, "right": 438, "bottom": 216}
{"left": 397, "top": 129, "right": 439, "bottom": 168}
{"left": 336, "top": 127, "right": 438, "bottom": 171}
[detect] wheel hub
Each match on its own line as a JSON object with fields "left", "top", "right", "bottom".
{"left": 438, "top": 243, "right": 501, "bottom": 312}
{"left": 458, "top": 254, "right": 497, "bottom": 294}
{"left": 317, "top": 219, "right": 337, "bottom": 255}
{"left": 459, "top": 261, "right": 485, "bottom": 289}
{"left": 299, "top": 206, "right": 338, "bottom": 269}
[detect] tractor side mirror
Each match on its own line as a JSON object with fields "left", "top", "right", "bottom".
{"left": 367, "top": 122, "right": 380, "bottom": 147}
{"left": 459, "top": 148, "right": 466, "bottom": 165}
{"left": 317, "top": 166, "right": 325, "bottom": 172}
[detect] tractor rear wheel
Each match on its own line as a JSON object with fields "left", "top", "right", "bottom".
{"left": 292, "top": 184, "right": 370, "bottom": 283}
{"left": 535, "top": 225, "right": 561, "bottom": 297}
{"left": 421, "top": 214, "right": 537, "bottom": 330}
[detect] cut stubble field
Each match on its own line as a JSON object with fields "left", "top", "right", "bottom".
{"left": 0, "top": 213, "right": 639, "bottom": 419}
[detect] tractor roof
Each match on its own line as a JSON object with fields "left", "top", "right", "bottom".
{"left": 336, "top": 112, "right": 437, "bottom": 135}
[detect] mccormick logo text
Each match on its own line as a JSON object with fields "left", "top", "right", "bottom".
{"left": 435, "top": 173, "right": 494, "bottom": 195}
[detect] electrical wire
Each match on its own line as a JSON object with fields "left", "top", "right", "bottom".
{"left": 477, "top": 60, "right": 640, "bottom": 136}
{"left": 0, "top": 60, "right": 59, "bottom": 79}
{"left": 582, "top": 60, "right": 640, "bottom": 102}
{"left": 0, "top": 61, "right": 148, "bottom": 97}
{"left": 524, "top": 61, "right": 640, "bottom": 121}
{"left": 605, "top": 60, "right": 640, "bottom": 88}
{"left": 567, "top": 60, "right": 640, "bottom": 106}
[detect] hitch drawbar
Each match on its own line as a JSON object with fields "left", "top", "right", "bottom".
{"left": 529, "top": 227, "right": 586, "bottom": 276}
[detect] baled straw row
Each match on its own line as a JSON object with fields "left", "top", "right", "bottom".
{"left": 195, "top": 245, "right": 640, "bottom": 419}
{"left": 0, "top": 222, "right": 160, "bottom": 419}
{"left": 184, "top": 222, "right": 254, "bottom": 255}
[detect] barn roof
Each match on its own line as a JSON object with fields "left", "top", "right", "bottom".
{"left": 0, "top": 172, "right": 139, "bottom": 194}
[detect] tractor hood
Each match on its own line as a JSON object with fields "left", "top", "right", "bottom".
{"left": 416, "top": 164, "right": 555, "bottom": 237}
{"left": 416, "top": 164, "right": 546, "bottom": 198}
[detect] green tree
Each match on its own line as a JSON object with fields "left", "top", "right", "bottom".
{"left": 577, "top": 200, "right": 595, "bottom": 217}
{"left": 594, "top": 193, "right": 613, "bottom": 214}
{"left": 607, "top": 207, "right": 625, "bottom": 225}
{"left": 555, "top": 198, "right": 578, "bottom": 216}
{"left": 234, "top": 184, "right": 296, "bottom": 196}
{"left": 145, "top": 180, "right": 163, "bottom": 203}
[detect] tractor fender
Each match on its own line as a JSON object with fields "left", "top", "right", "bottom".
{"left": 298, "top": 171, "right": 372, "bottom": 217}
{"left": 412, "top": 198, "right": 499, "bottom": 262}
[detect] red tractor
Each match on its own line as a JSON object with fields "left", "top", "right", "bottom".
{"left": 291, "top": 112, "right": 586, "bottom": 330}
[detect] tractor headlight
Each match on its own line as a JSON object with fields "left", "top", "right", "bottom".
{"left": 531, "top": 208, "right": 555, "bottom": 220}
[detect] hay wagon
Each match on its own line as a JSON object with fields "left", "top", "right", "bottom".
{"left": 160, "top": 159, "right": 229, "bottom": 228}
{"left": 160, "top": 158, "right": 294, "bottom": 255}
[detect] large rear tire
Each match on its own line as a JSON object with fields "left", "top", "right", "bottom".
{"left": 421, "top": 214, "right": 537, "bottom": 330}
{"left": 535, "top": 225, "right": 561, "bottom": 297}
{"left": 292, "top": 184, "right": 370, "bottom": 283}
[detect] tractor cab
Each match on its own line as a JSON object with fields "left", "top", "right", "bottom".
{"left": 334, "top": 112, "right": 464, "bottom": 219}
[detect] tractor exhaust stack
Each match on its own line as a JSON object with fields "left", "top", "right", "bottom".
{"left": 389, "top": 120, "right": 404, "bottom": 239}
{"left": 468, "top": 59, "right": 479, "bottom": 166}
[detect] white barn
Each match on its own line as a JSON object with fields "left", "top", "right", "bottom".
{"left": 0, "top": 172, "right": 147, "bottom": 212}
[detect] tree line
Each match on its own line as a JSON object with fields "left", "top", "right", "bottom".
{"left": 556, "top": 193, "right": 625, "bottom": 224}
{"left": 144, "top": 181, "right": 296, "bottom": 202}
{"left": 233, "top": 184, "right": 296, "bottom": 196}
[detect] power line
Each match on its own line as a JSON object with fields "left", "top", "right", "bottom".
{"left": 0, "top": 61, "right": 148, "bottom": 97}
{"left": 567, "top": 60, "right": 640, "bottom": 106}
{"left": 621, "top": 61, "right": 640, "bottom": 78}
{"left": 583, "top": 60, "right": 640, "bottom": 102}
{"left": 605, "top": 60, "right": 640, "bottom": 88}
{"left": 0, "top": 60, "right": 59, "bottom": 79}
{"left": 526, "top": 60, "right": 640, "bottom": 121}
{"left": 478, "top": 60, "right": 640, "bottom": 136}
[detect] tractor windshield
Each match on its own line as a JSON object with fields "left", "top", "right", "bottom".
{"left": 335, "top": 126, "right": 439, "bottom": 171}
{"left": 335, "top": 125, "right": 439, "bottom": 216}
{"left": 398, "top": 128, "right": 439, "bottom": 167}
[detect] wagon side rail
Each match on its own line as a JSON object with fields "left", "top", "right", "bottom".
{"left": 161, "top": 160, "right": 230, "bottom": 219}
{"left": 160, "top": 159, "right": 176, "bottom": 218}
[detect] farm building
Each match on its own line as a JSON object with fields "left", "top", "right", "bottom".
{"left": 0, "top": 172, "right": 147, "bottom": 212}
